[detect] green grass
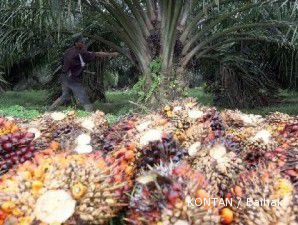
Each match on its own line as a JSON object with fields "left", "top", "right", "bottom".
{"left": 241, "top": 90, "right": 298, "bottom": 115}
{"left": 0, "top": 88, "right": 297, "bottom": 122}
{"left": 0, "top": 89, "right": 137, "bottom": 123}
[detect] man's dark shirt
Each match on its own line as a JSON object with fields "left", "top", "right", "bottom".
{"left": 61, "top": 46, "right": 96, "bottom": 81}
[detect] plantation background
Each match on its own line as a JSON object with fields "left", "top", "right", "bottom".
{"left": 0, "top": 0, "right": 298, "bottom": 120}
{"left": 0, "top": 2, "right": 298, "bottom": 225}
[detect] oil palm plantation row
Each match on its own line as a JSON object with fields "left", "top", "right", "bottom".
{"left": 0, "top": 0, "right": 297, "bottom": 107}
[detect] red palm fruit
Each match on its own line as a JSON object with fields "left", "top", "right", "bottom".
{"left": 0, "top": 118, "right": 5, "bottom": 125}
{"left": 24, "top": 132, "right": 35, "bottom": 139}
{"left": 0, "top": 135, "right": 9, "bottom": 142}
{"left": 2, "top": 142, "right": 13, "bottom": 151}
{"left": 167, "top": 190, "right": 180, "bottom": 206}
{"left": 172, "top": 163, "right": 191, "bottom": 176}
{"left": 11, "top": 132, "right": 22, "bottom": 139}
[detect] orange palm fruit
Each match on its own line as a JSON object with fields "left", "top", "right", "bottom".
{"left": 3, "top": 121, "right": 12, "bottom": 129}
{"left": 125, "top": 166, "right": 134, "bottom": 175}
{"left": 157, "top": 119, "right": 168, "bottom": 126}
{"left": 33, "top": 168, "right": 44, "bottom": 179}
{"left": 124, "top": 151, "right": 134, "bottom": 160}
{"left": 114, "top": 174, "right": 123, "bottom": 183}
{"left": 49, "top": 141, "right": 60, "bottom": 151}
{"left": 10, "top": 125, "right": 19, "bottom": 133}
{"left": 196, "top": 189, "right": 209, "bottom": 200}
{"left": 12, "top": 208, "right": 23, "bottom": 216}
{"left": 127, "top": 143, "right": 136, "bottom": 151}
{"left": 234, "top": 186, "right": 242, "bottom": 197}
{"left": 164, "top": 106, "right": 171, "bottom": 111}
{"left": 1, "top": 201, "right": 16, "bottom": 213}
{"left": 220, "top": 208, "right": 233, "bottom": 224}
{"left": 19, "top": 217, "right": 32, "bottom": 225}
{"left": 32, "top": 181, "right": 43, "bottom": 192}
{"left": 0, "top": 210, "right": 7, "bottom": 220}
{"left": 97, "top": 159, "right": 107, "bottom": 170}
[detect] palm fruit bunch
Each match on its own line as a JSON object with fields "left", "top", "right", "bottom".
{"left": 278, "top": 123, "right": 298, "bottom": 147}
{"left": 163, "top": 98, "right": 213, "bottom": 147}
{"left": 265, "top": 147, "right": 298, "bottom": 190}
{"left": 136, "top": 114, "right": 177, "bottom": 149}
{"left": 0, "top": 117, "right": 19, "bottom": 136}
{"left": 126, "top": 162, "right": 221, "bottom": 225}
{"left": 240, "top": 129, "right": 278, "bottom": 166}
{"left": 225, "top": 127, "right": 255, "bottom": 143}
{"left": 265, "top": 112, "right": 297, "bottom": 143}
{"left": 210, "top": 110, "right": 226, "bottom": 138}
{"left": 104, "top": 143, "right": 137, "bottom": 192}
{"left": 230, "top": 167, "right": 298, "bottom": 225}
{"left": 191, "top": 140, "right": 245, "bottom": 197}
{"left": 221, "top": 110, "right": 264, "bottom": 128}
{"left": 94, "top": 115, "right": 138, "bottom": 154}
{"left": 0, "top": 152, "right": 127, "bottom": 225}
{"left": 30, "top": 111, "right": 84, "bottom": 150}
{"left": 266, "top": 112, "right": 298, "bottom": 125}
{"left": 84, "top": 111, "right": 109, "bottom": 151}
{"left": 136, "top": 134, "right": 188, "bottom": 171}
{"left": 0, "top": 131, "right": 36, "bottom": 175}
{"left": 31, "top": 111, "right": 108, "bottom": 154}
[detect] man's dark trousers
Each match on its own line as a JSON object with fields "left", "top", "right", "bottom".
{"left": 49, "top": 73, "right": 93, "bottom": 111}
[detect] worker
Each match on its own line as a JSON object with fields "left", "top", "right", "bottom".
{"left": 49, "top": 35, "right": 119, "bottom": 112}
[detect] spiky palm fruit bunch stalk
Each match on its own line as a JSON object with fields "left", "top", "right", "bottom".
{"left": 191, "top": 140, "right": 245, "bottom": 197}
{"left": 136, "top": 134, "right": 188, "bottom": 171}
{"left": 126, "top": 162, "right": 221, "bottom": 225}
{"left": 230, "top": 167, "right": 298, "bottom": 225}
{"left": 0, "top": 131, "right": 36, "bottom": 175}
{"left": 0, "top": 152, "right": 127, "bottom": 225}
{"left": 0, "top": 118, "right": 19, "bottom": 136}
{"left": 265, "top": 147, "right": 298, "bottom": 190}
{"left": 221, "top": 110, "right": 264, "bottom": 128}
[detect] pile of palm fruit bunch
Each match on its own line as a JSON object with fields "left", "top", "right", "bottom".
{"left": 0, "top": 97, "right": 297, "bottom": 224}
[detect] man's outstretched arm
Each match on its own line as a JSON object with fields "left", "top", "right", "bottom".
{"left": 95, "top": 52, "right": 119, "bottom": 58}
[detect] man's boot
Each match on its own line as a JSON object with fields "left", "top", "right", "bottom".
{"left": 83, "top": 104, "right": 94, "bottom": 112}
{"left": 48, "top": 97, "right": 63, "bottom": 111}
